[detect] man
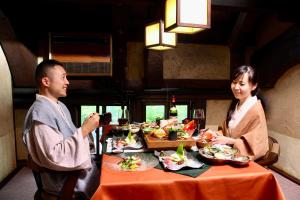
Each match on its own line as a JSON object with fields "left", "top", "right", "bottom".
{"left": 23, "top": 59, "right": 99, "bottom": 199}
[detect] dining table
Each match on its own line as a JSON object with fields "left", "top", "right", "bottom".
{"left": 91, "top": 152, "right": 285, "bottom": 200}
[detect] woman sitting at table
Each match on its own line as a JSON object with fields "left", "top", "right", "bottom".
{"left": 212, "top": 65, "right": 269, "bottom": 160}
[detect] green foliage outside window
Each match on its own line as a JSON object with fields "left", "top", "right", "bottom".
{"left": 176, "top": 105, "right": 188, "bottom": 122}
{"left": 145, "top": 105, "right": 187, "bottom": 123}
{"left": 80, "top": 105, "right": 97, "bottom": 124}
{"left": 107, "top": 106, "right": 127, "bottom": 124}
{"left": 146, "top": 105, "right": 165, "bottom": 122}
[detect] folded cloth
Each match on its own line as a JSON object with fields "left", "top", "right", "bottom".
{"left": 155, "top": 152, "right": 211, "bottom": 178}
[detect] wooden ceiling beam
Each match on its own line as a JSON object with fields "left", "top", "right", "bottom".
{"left": 212, "top": 0, "right": 275, "bottom": 12}
{"left": 228, "top": 12, "right": 248, "bottom": 49}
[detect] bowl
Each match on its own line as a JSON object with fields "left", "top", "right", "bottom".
{"left": 129, "top": 125, "right": 140, "bottom": 133}
{"left": 196, "top": 139, "right": 211, "bottom": 148}
{"left": 230, "top": 155, "right": 250, "bottom": 166}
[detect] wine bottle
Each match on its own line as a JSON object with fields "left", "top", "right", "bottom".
{"left": 169, "top": 95, "right": 178, "bottom": 118}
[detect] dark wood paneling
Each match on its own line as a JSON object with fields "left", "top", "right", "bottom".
{"left": 144, "top": 50, "right": 163, "bottom": 88}
{"left": 251, "top": 25, "right": 300, "bottom": 88}
{"left": 164, "top": 79, "right": 230, "bottom": 89}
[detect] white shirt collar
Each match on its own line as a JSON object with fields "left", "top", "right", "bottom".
{"left": 228, "top": 95, "right": 258, "bottom": 131}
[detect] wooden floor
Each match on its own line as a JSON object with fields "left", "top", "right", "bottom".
{"left": 0, "top": 166, "right": 300, "bottom": 200}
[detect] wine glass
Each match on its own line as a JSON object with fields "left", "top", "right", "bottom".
{"left": 124, "top": 108, "right": 130, "bottom": 124}
{"left": 118, "top": 107, "right": 129, "bottom": 126}
{"left": 193, "top": 108, "right": 205, "bottom": 136}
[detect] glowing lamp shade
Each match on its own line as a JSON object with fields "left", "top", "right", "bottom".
{"left": 165, "top": 0, "right": 211, "bottom": 34}
{"left": 145, "top": 20, "right": 176, "bottom": 50}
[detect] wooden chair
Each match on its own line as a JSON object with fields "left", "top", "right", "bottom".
{"left": 28, "top": 156, "right": 81, "bottom": 200}
{"left": 256, "top": 136, "right": 280, "bottom": 167}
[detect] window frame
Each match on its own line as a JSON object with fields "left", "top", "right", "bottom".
{"left": 142, "top": 100, "right": 190, "bottom": 122}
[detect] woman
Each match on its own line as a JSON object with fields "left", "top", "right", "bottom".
{"left": 213, "top": 65, "right": 269, "bottom": 160}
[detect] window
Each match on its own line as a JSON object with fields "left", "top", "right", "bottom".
{"left": 176, "top": 105, "right": 188, "bottom": 122}
{"left": 80, "top": 105, "right": 97, "bottom": 124}
{"left": 106, "top": 106, "right": 122, "bottom": 124}
{"left": 146, "top": 105, "right": 165, "bottom": 122}
{"left": 145, "top": 104, "right": 188, "bottom": 122}
{"left": 80, "top": 105, "right": 98, "bottom": 154}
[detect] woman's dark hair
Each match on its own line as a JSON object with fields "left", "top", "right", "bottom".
{"left": 226, "top": 65, "right": 260, "bottom": 126}
{"left": 35, "top": 59, "right": 64, "bottom": 87}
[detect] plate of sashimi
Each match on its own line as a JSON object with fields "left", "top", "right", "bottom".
{"left": 154, "top": 144, "right": 204, "bottom": 171}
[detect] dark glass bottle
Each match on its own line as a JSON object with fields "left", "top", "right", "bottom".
{"left": 169, "top": 95, "right": 178, "bottom": 118}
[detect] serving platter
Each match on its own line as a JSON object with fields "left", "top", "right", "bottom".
{"left": 198, "top": 144, "right": 250, "bottom": 166}
{"left": 144, "top": 134, "right": 195, "bottom": 149}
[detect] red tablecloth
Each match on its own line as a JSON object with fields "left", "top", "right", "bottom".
{"left": 91, "top": 154, "right": 285, "bottom": 200}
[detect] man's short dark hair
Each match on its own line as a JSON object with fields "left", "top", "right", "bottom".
{"left": 35, "top": 59, "right": 64, "bottom": 86}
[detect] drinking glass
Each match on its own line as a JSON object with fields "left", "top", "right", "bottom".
{"left": 193, "top": 108, "right": 205, "bottom": 134}
{"left": 118, "top": 108, "right": 129, "bottom": 126}
{"left": 124, "top": 108, "right": 130, "bottom": 123}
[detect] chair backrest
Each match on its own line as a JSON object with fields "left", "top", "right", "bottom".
{"left": 256, "top": 136, "right": 280, "bottom": 167}
{"left": 27, "top": 156, "right": 81, "bottom": 200}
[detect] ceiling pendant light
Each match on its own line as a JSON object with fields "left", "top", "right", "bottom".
{"left": 145, "top": 20, "right": 177, "bottom": 50}
{"left": 165, "top": 0, "right": 211, "bottom": 34}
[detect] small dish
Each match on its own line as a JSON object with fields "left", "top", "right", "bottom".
{"left": 230, "top": 155, "right": 250, "bottom": 166}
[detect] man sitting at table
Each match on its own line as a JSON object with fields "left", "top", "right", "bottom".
{"left": 23, "top": 59, "right": 100, "bottom": 199}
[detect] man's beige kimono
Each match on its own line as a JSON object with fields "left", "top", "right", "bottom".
{"left": 222, "top": 101, "right": 269, "bottom": 160}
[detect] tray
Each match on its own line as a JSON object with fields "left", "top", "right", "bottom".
{"left": 144, "top": 134, "right": 196, "bottom": 149}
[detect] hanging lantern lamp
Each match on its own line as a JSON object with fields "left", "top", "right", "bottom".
{"left": 145, "top": 20, "right": 177, "bottom": 50}
{"left": 165, "top": 0, "right": 211, "bottom": 34}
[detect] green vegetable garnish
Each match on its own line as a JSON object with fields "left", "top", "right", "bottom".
{"left": 127, "top": 131, "right": 133, "bottom": 141}
{"left": 125, "top": 131, "right": 136, "bottom": 145}
{"left": 176, "top": 143, "right": 185, "bottom": 159}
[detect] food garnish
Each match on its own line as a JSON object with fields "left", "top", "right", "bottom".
{"left": 183, "top": 120, "right": 196, "bottom": 132}
{"left": 118, "top": 155, "right": 142, "bottom": 171}
{"left": 203, "top": 144, "right": 238, "bottom": 160}
{"left": 155, "top": 143, "right": 203, "bottom": 170}
{"left": 113, "top": 132, "right": 140, "bottom": 150}
{"left": 152, "top": 128, "right": 167, "bottom": 138}
{"left": 176, "top": 129, "right": 190, "bottom": 139}
{"left": 161, "top": 143, "right": 187, "bottom": 165}
{"left": 124, "top": 131, "right": 136, "bottom": 145}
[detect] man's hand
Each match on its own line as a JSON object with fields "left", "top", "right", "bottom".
{"left": 81, "top": 113, "right": 100, "bottom": 137}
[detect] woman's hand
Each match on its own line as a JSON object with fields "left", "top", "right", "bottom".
{"left": 81, "top": 113, "right": 100, "bottom": 137}
{"left": 211, "top": 135, "right": 236, "bottom": 145}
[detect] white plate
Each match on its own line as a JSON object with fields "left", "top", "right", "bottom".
{"left": 104, "top": 153, "right": 159, "bottom": 171}
{"left": 154, "top": 150, "right": 204, "bottom": 171}
{"left": 112, "top": 136, "right": 143, "bottom": 150}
